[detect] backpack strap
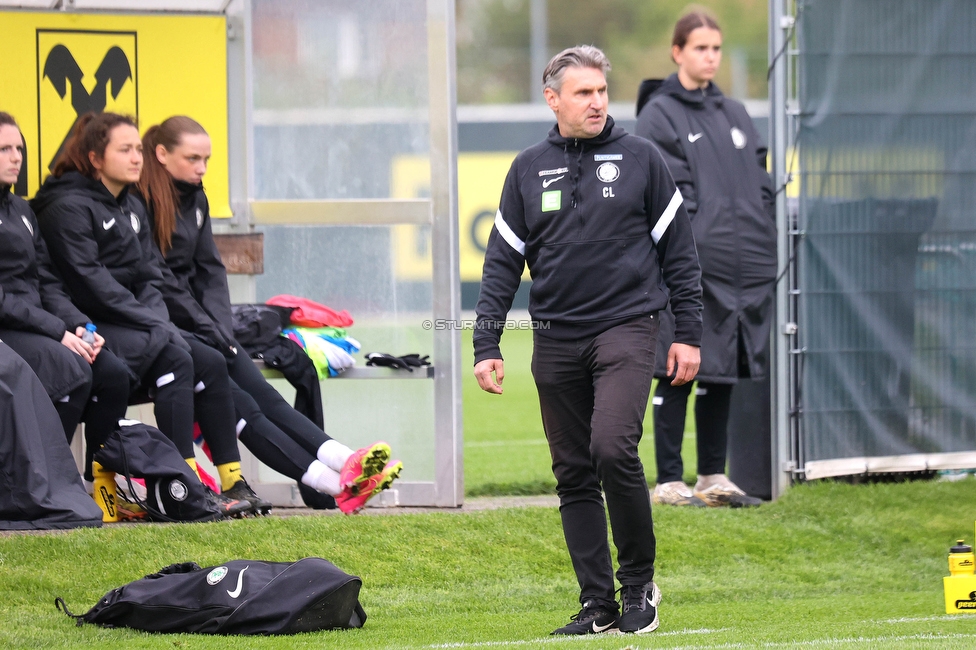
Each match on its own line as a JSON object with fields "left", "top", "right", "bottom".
{"left": 54, "top": 597, "right": 85, "bottom": 627}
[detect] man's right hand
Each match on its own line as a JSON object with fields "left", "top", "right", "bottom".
{"left": 474, "top": 358, "right": 505, "bottom": 394}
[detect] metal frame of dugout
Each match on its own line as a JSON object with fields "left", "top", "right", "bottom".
{"left": 9, "top": 0, "right": 463, "bottom": 509}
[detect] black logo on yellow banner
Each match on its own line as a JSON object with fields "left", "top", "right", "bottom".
{"left": 36, "top": 30, "right": 137, "bottom": 178}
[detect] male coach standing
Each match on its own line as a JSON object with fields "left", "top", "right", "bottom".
{"left": 473, "top": 45, "right": 703, "bottom": 637}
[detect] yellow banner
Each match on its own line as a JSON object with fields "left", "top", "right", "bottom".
{"left": 392, "top": 152, "right": 530, "bottom": 282}
{"left": 0, "top": 11, "right": 230, "bottom": 217}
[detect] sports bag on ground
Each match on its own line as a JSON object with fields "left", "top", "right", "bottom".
{"left": 56, "top": 558, "right": 367, "bottom": 635}
{"left": 94, "top": 420, "right": 222, "bottom": 522}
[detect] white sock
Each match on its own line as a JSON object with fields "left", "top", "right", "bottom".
{"left": 317, "top": 440, "right": 354, "bottom": 473}
{"left": 301, "top": 460, "right": 341, "bottom": 496}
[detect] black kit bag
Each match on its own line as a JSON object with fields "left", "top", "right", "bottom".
{"left": 94, "top": 420, "right": 222, "bottom": 523}
{"left": 55, "top": 558, "right": 367, "bottom": 635}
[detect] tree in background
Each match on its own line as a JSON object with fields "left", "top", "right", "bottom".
{"left": 456, "top": 0, "right": 769, "bottom": 105}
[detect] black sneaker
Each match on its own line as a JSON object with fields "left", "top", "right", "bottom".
{"left": 205, "top": 487, "right": 252, "bottom": 518}
{"left": 222, "top": 479, "right": 273, "bottom": 516}
{"left": 550, "top": 601, "right": 619, "bottom": 635}
{"left": 618, "top": 581, "right": 661, "bottom": 634}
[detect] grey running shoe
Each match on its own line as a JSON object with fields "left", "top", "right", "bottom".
{"left": 618, "top": 581, "right": 661, "bottom": 634}
{"left": 652, "top": 481, "right": 707, "bottom": 507}
{"left": 205, "top": 486, "right": 252, "bottom": 518}
{"left": 551, "top": 600, "right": 619, "bottom": 635}
{"left": 222, "top": 479, "right": 273, "bottom": 515}
{"left": 694, "top": 474, "right": 762, "bottom": 508}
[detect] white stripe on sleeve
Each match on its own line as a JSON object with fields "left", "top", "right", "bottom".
{"left": 494, "top": 209, "right": 526, "bottom": 256}
{"left": 650, "top": 188, "right": 683, "bottom": 244}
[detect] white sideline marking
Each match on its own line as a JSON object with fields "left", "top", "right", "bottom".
{"left": 425, "top": 631, "right": 976, "bottom": 650}
{"left": 426, "top": 628, "right": 723, "bottom": 648}
{"left": 879, "top": 614, "right": 962, "bottom": 623}
{"left": 466, "top": 432, "right": 695, "bottom": 448}
{"left": 466, "top": 440, "right": 550, "bottom": 448}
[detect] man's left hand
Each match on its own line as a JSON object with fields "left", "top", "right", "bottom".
{"left": 666, "top": 342, "right": 700, "bottom": 385}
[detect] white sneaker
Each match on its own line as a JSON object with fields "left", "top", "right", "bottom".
{"left": 694, "top": 474, "right": 762, "bottom": 508}
{"left": 651, "top": 481, "right": 707, "bottom": 507}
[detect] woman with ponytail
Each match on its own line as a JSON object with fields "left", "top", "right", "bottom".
{"left": 138, "top": 116, "right": 400, "bottom": 514}
{"left": 30, "top": 111, "right": 258, "bottom": 519}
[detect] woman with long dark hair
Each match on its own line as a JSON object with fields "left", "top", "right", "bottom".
{"left": 30, "top": 111, "right": 257, "bottom": 518}
{"left": 0, "top": 111, "right": 131, "bottom": 521}
{"left": 138, "top": 115, "right": 401, "bottom": 513}
{"left": 635, "top": 12, "right": 776, "bottom": 508}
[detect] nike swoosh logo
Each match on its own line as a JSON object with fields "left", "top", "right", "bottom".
{"left": 102, "top": 218, "right": 116, "bottom": 230}
{"left": 542, "top": 175, "right": 564, "bottom": 188}
{"left": 688, "top": 133, "right": 704, "bottom": 143}
{"left": 592, "top": 620, "right": 615, "bottom": 633}
{"left": 226, "top": 566, "right": 248, "bottom": 598}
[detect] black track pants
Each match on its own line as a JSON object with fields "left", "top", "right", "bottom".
{"left": 144, "top": 342, "right": 196, "bottom": 459}
{"left": 185, "top": 337, "right": 241, "bottom": 466}
{"left": 652, "top": 380, "right": 733, "bottom": 484}
{"left": 226, "top": 343, "right": 331, "bottom": 455}
{"left": 532, "top": 315, "right": 659, "bottom": 609}
{"left": 232, "top": 382, "right": 317, "bottom": 481}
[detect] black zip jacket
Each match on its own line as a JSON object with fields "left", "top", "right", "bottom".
{"left": 30, "top": 173, "right": 186, "bottom": 380}
{"left": 137, "top": 181, "right": 235, "bottom": 353}
{"left": 474, "top": 117, "right": 703, "bottom": 364}
{"left": 30, "top": 172, "right": 171, "bottom": 332}
{"left": 0, "top": 185, "right": 88, "bottom": 340}
{"left": 635, "top": 75, "right": 776, "bottom": 381}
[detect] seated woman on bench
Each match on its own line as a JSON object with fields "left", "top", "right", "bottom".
{"left": 0, "top": 111, "right": 132, "bottom": 520}
{"left": 137, "top": 116, "right": 401, "bottom": 514}
{"left": 31, "top": 112, "right": 259, "bottom": 518}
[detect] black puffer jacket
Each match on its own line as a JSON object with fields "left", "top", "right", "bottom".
{"left": 0, "top": 185, "right": 91, "bottom": 398}
{"left": 635, "top": 75, "right": 776, "bottom": 382}
{"left": 0, "top": 185, "right": 88, "bottom": 339}
{"left": 139, "top": 180, "right": 235, "bottom": 353}
{"left": 31, "top": 172, "right": 183, "bottom": 379}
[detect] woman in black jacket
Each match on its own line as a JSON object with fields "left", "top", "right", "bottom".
{"left": 31, "top": 112, "right": 255, "bottom": 517}
{"left": 138, "top": 116, "right": 401, "bottom": 514}
{"left": 0, "top": 111, "right": 132, "bottom": 521}
{"left": 635, "top": 12, "right": 776, "bottom": 508}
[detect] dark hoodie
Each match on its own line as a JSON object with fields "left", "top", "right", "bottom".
{"left": 0, "top": 184, "right": 88, "bottom": 340}
{"left": 473, "top": 116, "right": 703, "bottom": 364}
{"left": 137, "top": 180, "right": 235, "bottom": 353}
{"left": 635, "top": 74, "right": 776, "bottom": 382}
{"left": 31, "top": 172, "right": 182, "bottom": 379}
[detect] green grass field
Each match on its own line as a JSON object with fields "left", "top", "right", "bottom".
{"left": 462, "top": 327, "right": 698, "bottom": 495}
{"left": 3, "top": 328, "right": 976, "bottom": 648}
{"left": 2, "top": 481, "right": 976, "bottom": 648}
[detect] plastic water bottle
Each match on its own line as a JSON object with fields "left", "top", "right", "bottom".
{"left": 949, "top": 540, "right": 975, "bottom": 576}
{"left": 82, "top": 323, "right": 97, "bottom": 346}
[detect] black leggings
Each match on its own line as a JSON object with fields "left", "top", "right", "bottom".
{"left": 184, "top": 337, "right": 241, "bottom": 466}
{"left": 143, "top": 342, "right": 197, "bottom": 458}
{"left": 652, "top": 380, "right": 733, "bottom": 484}
{"left": 226, "top": 343, "right": 332, "bottom": 481}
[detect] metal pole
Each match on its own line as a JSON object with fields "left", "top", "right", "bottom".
{"left": 530, "top": 0, "right": 547, "bottom": 102}
{"left": 769, "top": 0, "right": 792, "bottom": 499}
{"left": 428, "top": 0, "right": 463, "bottom": 506}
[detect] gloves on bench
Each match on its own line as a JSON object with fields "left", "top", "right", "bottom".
{"left": 364, "top": 353, "right": 431, "bottom": 372}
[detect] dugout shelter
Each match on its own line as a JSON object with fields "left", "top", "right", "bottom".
{"left": 0, "top": 0, "right": 463, "bottom": 508}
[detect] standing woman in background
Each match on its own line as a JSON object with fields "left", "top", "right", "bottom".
{"left": 635, "top": 12, "right": 776, "bottom": 508}
{"left": 30, "top": 112, "right": 256, "bottom": 517}
{"left": 138, "top": 116, "right": 401, "bottom": 514}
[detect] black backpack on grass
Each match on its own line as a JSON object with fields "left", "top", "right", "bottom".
{"left": 56, "top": 558, "right": 367, "bottom": 635}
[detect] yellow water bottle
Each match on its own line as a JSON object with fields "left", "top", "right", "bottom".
{"left": 949, "top": 540, "right": 975, "bottom": 577}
